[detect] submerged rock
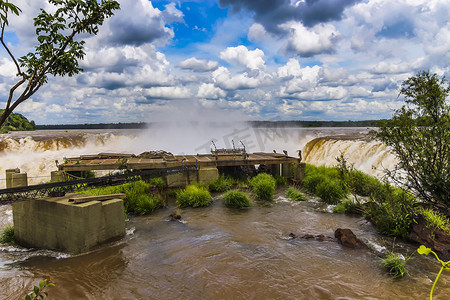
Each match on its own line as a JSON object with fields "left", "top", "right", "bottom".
{"left": 334, "top": 228, "right": 367, "bottom": 249}
{"left": 168, "top": 212, "right": 182, "bottom": 221}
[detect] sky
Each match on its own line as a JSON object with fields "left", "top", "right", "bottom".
{"left": 0, "top": 0, "right": 449, "bottom": 124}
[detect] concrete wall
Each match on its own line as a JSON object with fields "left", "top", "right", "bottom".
{"left": 13, "top": 194, "right": 125, "bottom": 254}
{"left": 166, "top": 167, "right": 219, "bottom": 188}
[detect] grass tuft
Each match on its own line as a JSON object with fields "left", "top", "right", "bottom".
{"left": 176, "top": 184, "right": 212, "bottom": 208}
{"left": 209, "top": 175, "right": 234, "bottom": 192}
{"left": 222, "top": 190, "right": 252, "bottom": 208}
{"left": 286, "top": 186, "right": 307, "bottom": 201}
{"left": 381, "top": 251, "right": 409, "bottom": 278}
{"left": 0, "top": 225, "right": 14, "bottom": 244}
{"left": 421, "top": 208, "right": 450, "bottom": 234}
{"left": 250, "top": 173, "right": 276, "bottom": 201}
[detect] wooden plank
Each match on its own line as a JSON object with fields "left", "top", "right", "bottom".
{"left": 69, "top": 194, "right": 126, "bottom": 204}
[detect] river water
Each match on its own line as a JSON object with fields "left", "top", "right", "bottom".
{"left": 0, "top": 127, "right": 448, "bottom": 299}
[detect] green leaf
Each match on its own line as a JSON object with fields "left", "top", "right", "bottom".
{"left": 39, "top": 280, "right": 45, "bottom": 288}
{"left": 25, "top": 295, "right": 31, "bottom": 300}
{"left": 417, "top": 245, "right": 432, "bottom": 255}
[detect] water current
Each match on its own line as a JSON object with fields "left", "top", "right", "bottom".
{"left": 0, "top": 127, "right": 448, "bottom": 299}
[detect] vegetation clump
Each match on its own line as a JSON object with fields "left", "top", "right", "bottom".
{"left": 0, "top": 225, "right": 14, "bottom": 244}
{"left": 286, "top": 186, "right": 307, "bottom": 201}
{"left": 333, "top": 199, "right": 362, "bottom": 214}
{"left": 303, "top": 164, "right": 348, "bottom": 204}
{"left": 209, "top": 175, "right": 234, "bottom": 192}
{"left": 421, "top": 208, "right": 450, "bottom": 234}
{"left": 250, "top": 173, "right": 276, "bottom": 201}
{"left": 176, "top": 184, "right": 212, "bottom": 208}
{"left": 80, "top": 180, "right": 163, "bottom": 215}
{"left": 381, "top": 251, "right": 409, "bottom": 278}
{"left": 222, "top": 190, "right": 252, "bottom": 208}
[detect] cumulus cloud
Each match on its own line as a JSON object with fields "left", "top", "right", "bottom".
{"left": 197, "top": 83, "right": 227, "bottom": 99}
{"left": 178, "top": 58, "right": 220, "bottom": 72}
{"left": 281, "top": 21, "right": 340, "bottom": 56}
{"left": 220, "top": 46, "right": 265, "bottom": 70}
{"left": 219, "top": 0, "right": 360, "bottom": 33}
{"left": 212, "top": 67, "right": 270, "bottom": 90}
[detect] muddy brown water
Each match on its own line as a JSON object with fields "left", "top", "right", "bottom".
{"left": 1, "top": 190, "right": 449, "bottom": 299}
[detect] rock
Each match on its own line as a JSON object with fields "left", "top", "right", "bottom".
{"left": 408, "top": 216, "right": 450, "bottom": 260}
{"left": 168, "top": 212, "right": 181, "bottom": 221}
{"left": 334, "top": 228, "right": 367, "bottom": 249}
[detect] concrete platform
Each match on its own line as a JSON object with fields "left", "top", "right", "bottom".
{"left": 12, "top": 194, "right": 125, "bottom": 254}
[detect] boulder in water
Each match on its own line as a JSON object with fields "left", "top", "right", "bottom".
{"left": 334, "top": 228, "right": 367, "bottom": 249}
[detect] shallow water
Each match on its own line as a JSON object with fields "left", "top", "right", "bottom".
{"left": 1, "top": 191, "right": 448, "bottom": 299}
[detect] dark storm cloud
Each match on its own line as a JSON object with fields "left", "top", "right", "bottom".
{"left": 219, "top": 0, "right": 361, "bottom": 32}
{"left": 106, "top": 18, "right": 169, "bottom": 47}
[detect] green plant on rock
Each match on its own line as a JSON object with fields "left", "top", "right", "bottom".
{"left": 421, "top": 208, "right": 450, "bottom": 235}
{"left": 209, "top": 174, "right": 234, "bottom": 192}
{"left": 286, "top": 186, "right": 307, "bottom": 201}
{"left": 417, "top": 245, "right": 450, "bottom": 300}
{"left": 381, "top": 250, "right": 410, "bottom": 278}
{"left": 0, "top": 225, "right": 14, "bottom": 244}
{"left": 25, "top": 276, "right": 55, "bottom": 300}
{"left": 222, "top": 190, "right": 252, "bottom": 208}
{"left": 250, "top": 173, "right": 276, "bottom": 201}
{"left": 333, "top": 198, "right": 362, "bottom": 214}
{"left": 176, "top": 184, "right": 212, "bottom": 208}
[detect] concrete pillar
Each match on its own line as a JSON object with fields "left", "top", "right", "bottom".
{"left": 13, "top": 194, "right": 125, "bottom": 254}
{"left": 5, "top": 168, "right": 20, "bottom": 188}
{"left": 166, "top": 167, "right": 219, "bottom": 188}
{"left": 282, "top": 163, "right": 292, "bottom": 178}
{"left": 294, "top": 162, "right": 306, "bottom": 181}
{"left": 270, "top": 164, "right": 281, "bottom": 177}
{"left": 11, "top": 172, "right": 27, "bottom": 187}
{"left": 51, "top": 171, "right": 65, "bottom": 182}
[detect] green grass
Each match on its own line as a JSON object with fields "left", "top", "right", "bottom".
{"left": 421, "top": 208, "right": 450, "bottom": 234}
{"left": 315, "top": 178, "right": 348, "bottom": 204}
{"left": 176, "top": 184, "right": 212, "bottom": 208}
{"left": 381, "top": 251, "right": 409, "bottom": 278}
{"left": 286, "top": 186, "right": 307, "bottom": 201}
{"left": 222, "top": 190, "right": 252, "bottom": 208}
{"left": 275, "top": 176, "right": 288, "bottom": 187}
{"left": 250, "top": 173, "right": 276, "bottom": 201}
{"left": 333, "top": 198, "right": 361, "bottom": 214}
{"left": 209, "top": 175, "right": 234, "bottom": 192}
{"left": 0, "top": 225, "right": 14, "bottom": 244}
{"left": 79, "top": 180, "right": 163, "bottom": 215}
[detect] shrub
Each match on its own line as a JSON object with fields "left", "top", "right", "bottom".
{"left": 275, "top": 176, "right": 288, "bottom": 187}
{"left": 222, "top": 190, "right": 252, "bottom": 208}
{"left": 149, "top": 177, "right": 166, "bottom": 190}
{"left": 176, "top": 184, "right": 212, "bottom": 208}
{"left": 381, "top": 251, "right": 409, "bottom": 278}
{"left": 350, "top": 170, "right": 383, "bottom": 197}
{"left": 366, "top": 185, "right": 417, "bottom": 238}
{"left": 315, "top": 178, "right": 348, "bottom": 205}
{"left": 79, "top": 180, "right": 161, "bottom": 215}
{"left": 250, "top": 173, "right": 276, "bottom": 201}
{"left": 303, "top": 173, "right": 328, "bottom": 194}
{"left": 286, "top": 187, "right": 307, "bottom": 201}
{"left": 421, "top": 208, "right": 450, "bottom": 234}
{"left": 209, "top": 175, "right": 234, "bottom": 192}
{"left": 0, "top": 225, "right": 14, "bottom": 244}
{"left": 136, "top": 194, "right": 163, "bottom": 215}
{"left": 333, "top": 198, "right": 362, "bottom": 214}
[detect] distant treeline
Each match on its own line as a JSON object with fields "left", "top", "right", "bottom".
{"left": 35, "top": 122, "right": 148, "bottom": 130}
{"left": 248, "top": 120, "right": 382, "bottom": 128}
{"left": 34, "top": 120, "right": 382, "bottom": 130}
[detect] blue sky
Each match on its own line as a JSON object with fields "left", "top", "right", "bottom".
{"left": 0, "top": 0, "right": 449, "bottom": 124}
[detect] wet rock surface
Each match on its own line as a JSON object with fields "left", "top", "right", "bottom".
{"left": 334, "top": 228, "right": 368, "bottom": 249}
{"left": 409, "top": 216, "right": 450, "bottom": 260}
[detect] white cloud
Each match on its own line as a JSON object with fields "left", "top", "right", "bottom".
{"left": 144, "top": 87, "right": 192, "bottom": 100}
{"left": 220, "top": 45, "right": 265, "bottom": 70}
{"left": 178, "top": 57, "right": 219, "bottom": 72}
{"left": 212, "top": 67, "right": 268, "bottom": 90}
{"left": 281, "top": 21, "right": 340, "bottom": 56}
{"left": 197, "top": 83, "right": 227, "bottom": 99}
{"left": 277, "top": 58, "right": 302, "bottom": 78}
